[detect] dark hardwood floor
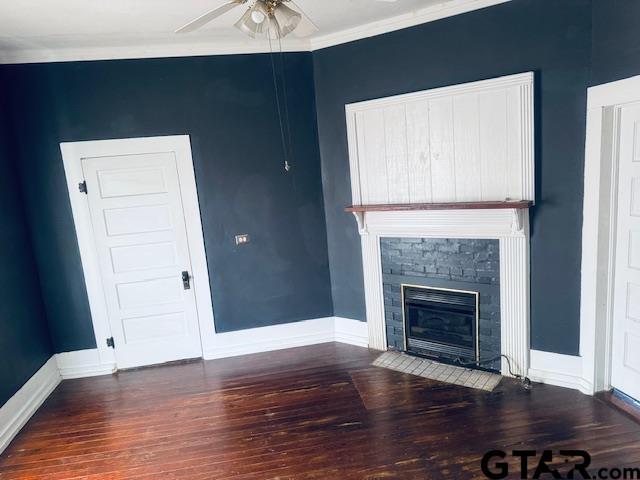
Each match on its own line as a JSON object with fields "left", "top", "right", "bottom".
{"left": 1, "top": 343, "right": 639, "bottom": 479}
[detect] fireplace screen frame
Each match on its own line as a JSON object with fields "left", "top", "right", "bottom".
{"left": 401, "top": 284, "right": 480, "bottom": 365}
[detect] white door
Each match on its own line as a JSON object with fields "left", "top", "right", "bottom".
{"left": 611, "top": 103, "right": 640, "bottom": 400}
{"left": 81, "top": 151, "right": 203, "bottom": 369}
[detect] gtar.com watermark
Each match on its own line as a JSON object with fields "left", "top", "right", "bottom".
{"left": 481, "top": 450, "right": 640, "bottom": 479}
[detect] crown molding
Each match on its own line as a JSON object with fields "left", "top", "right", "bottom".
{"left": 0, "top": 0, "right": 511, "bottom": 64}
{"left": 309, "top": 0, "right": 511, "bottom": 51}
{"left": 0, "top": 39, "right": 310, "bottom": 65}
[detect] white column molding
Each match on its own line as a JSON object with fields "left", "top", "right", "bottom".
{"left": 361, "top": 234, "right": 387, "bottom": 350}
{"left": 499, "top": 229, "right": 530, "bottom": 377}
{"left": 354, "top": 208, "right": 530, "bottom": 378}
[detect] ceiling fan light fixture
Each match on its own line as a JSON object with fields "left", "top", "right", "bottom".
{"left": 265, "top": 16, "right": 282, "bottom": 40}
{"left": 272, "top": 3, "right": 302, "bottom": 37}
{"left": 250, "top": 1, "right": 268, "bottom": 24}
{"left": 234, "top": 6, "right": 267, "bottom": 38}
{"left": 175, "top": 0, "right": 318, "bottom": 38}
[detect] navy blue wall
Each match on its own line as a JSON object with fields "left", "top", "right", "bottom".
{"left": 313, "top": 0, "right": 592, "bottom": 355}
{"left": 0, "top": 87, "right": 53, "bottom": 406}
{"left": 0, "top": 53, "right": 332, "bottom": 352}
{"left": 591, "top": 0, "right": 640, "bottom": 86}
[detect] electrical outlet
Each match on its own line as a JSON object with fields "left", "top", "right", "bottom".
{"left": 235, "top": 234, "right": 250, "bottom": 245}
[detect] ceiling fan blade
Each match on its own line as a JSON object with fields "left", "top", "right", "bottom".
{"left": 175, "top": 0, "right": 245, "bottom": 33}
{"left": 287, "top": 1, "right": 319, "bottom": 37}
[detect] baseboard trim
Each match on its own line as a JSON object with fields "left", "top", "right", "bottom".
{"left": 334, "top": 317, "right": 369, "bottom": 348}
{"left": 55, "top": 349, "right": 116, "bottom": 380}
{"left": 528, "top": 350, "right": 593, "bottom": 395}
{"left": 53, "top": 318, "right": 368, "bottom": 370}
{"left": 203, "top": 316, "right": 369, "bottom": 360}
{"left": 0, "top": 357, "right": 61, "bottom": 454}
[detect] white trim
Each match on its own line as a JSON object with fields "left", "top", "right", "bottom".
{"left": 0, "top": 357, "right": 60, "bottom": 455}
{"left": 0, "top": 39, "right": 309, "bottom": 65}
{"left": 0, "top": 0, "right": 511, "bottom": 64}
{"left": 55, "top": 318, "right": 367, "bottom": 373}
{"left": 55, "top": 349, "right": 116, "bottom": 380}
{"left": 587, "top": 75, "right": 640, "bottom": 110}
{"left": 334, "top": 316, "right": 369, "bottom": 348}
{"left": 204, "top": 317, "right": 334, "bottom": 359}
{"left": 346, "top": 72, "right": 533, "bottom": 112}
{"left": 60, "top": 135, "right": 217, "bottom": 369}
{"left": 528, "top": 350, "right": 593, "bottom": 395}
{"left": 203, "top": 317, "right": 369, "bottom": 360}
{"left": 580, "top": 74, "right": 640, "bottom": 395}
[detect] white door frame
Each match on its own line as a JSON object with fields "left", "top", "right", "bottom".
{"left": 580, "top": 75, "right": 640, "bottom": 393}
{"left": 60, "top": 135, "right": 217, "bottom": 369}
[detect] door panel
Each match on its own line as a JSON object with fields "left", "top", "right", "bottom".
{"left": 611, "top": 104, "right": 640, "bottom": 400}
{"left": 103, "top": 204, "right": 173, "bottom": 236}
{"left": 116, "top": 276, "right": 184, "bottom": 309}
{"left": 624, "top": 334, "right": 640, "bottom": 375}
{"left": 97, "top": 167, "right": 168, "bottom": 198}
{"left": 82, "top": 152, "right": 203, "bottom": 368}
{"left": 627, "top": 283, "right": 640, "bottom": 321}
{"left": 122, "top": 312, "right": 187, "bottom": 344}
{"left": 633, "top": 178, "right": 640, "bottom": 216}
{"left": 630, "top": 232, "right": 640, "bottom": 270}
{"left": 110, "top": 242, "right": 177, "bottom": 273}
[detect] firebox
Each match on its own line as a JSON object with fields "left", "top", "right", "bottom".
{"left": 402, "top": 284, "right": 480, "bottom": 366}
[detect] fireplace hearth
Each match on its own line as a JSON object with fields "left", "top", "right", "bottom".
{"left": 403, "top": 285, "right": 479, "bottom": 366}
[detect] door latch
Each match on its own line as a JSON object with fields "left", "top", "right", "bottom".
{"left": 182, "top": 271, "right": 191, "bottom": 290}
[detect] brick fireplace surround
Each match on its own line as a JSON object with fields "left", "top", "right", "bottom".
{"left": 381, "top": 237, "right": 502, "bottom": 371}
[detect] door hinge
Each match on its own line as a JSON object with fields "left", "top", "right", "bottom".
{"left": 78, "top": 180, "right": 88, "bottom": 194}
{"left": 106, "top": 337, "right": 115, "bottom": 349}
{"left": 182, "top": 271, "right": 191, "bottom": 290}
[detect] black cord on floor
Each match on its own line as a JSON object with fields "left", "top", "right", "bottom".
{"left": 454, "top": 354, "right": 532, "bottom": 390}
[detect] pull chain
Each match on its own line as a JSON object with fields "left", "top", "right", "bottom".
{"left": 268, "top": 31, "right": 292, "bottom": 173}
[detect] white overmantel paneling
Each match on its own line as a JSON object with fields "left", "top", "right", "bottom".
{"left": 346, "top": 73, "right": 534, "bottom": 379}
{"left": 346, "top": 72, "right": 534, "bottom": 206}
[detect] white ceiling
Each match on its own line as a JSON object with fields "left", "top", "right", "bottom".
{"left": 0, "top": 0, "right": 510, "bottom": 64}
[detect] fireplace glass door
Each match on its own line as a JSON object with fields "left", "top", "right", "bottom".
{"left": 402, "top": 285, "right": 479, "bottom": 365}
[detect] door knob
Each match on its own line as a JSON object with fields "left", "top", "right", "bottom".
{"left": 182, "top": 271, "right": 191, "bottom": 290}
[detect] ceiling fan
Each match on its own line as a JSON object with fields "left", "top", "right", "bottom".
{"left": 175, "top": 0, "right": 319, "bottom": 39}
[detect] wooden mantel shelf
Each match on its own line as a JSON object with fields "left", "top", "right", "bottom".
{"left": 345, "top": 200, "right": 533, "bottom": 213}
{"left": 346, "top": 200, "right": 532, "bottom": 235}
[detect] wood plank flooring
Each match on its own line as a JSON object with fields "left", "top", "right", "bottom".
{"left": 1, "top": 343, "right": 639, "bottom": 479}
